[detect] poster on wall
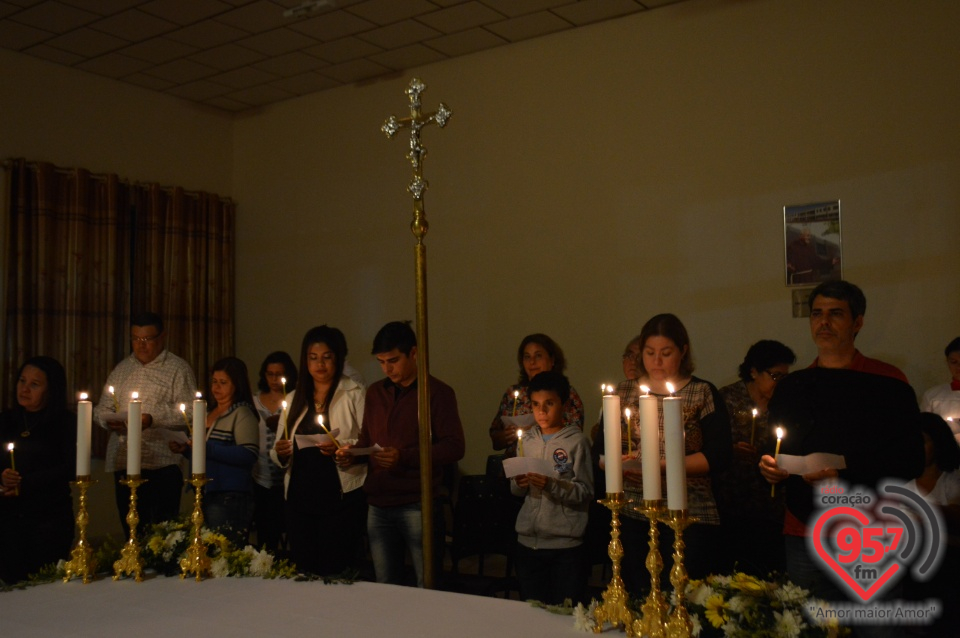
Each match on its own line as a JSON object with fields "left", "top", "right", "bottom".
{"left": 783, "top": 201, "right": 842, "bottom": 286}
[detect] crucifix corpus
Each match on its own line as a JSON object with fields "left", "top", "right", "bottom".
{"left": 381, "top": 77, "right": 452, "bottom": 590}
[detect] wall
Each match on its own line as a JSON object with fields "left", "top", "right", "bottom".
{"left": 233, "top": 0, "right": 960, "bottom": 475}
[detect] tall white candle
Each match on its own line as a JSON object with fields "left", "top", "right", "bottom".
{"left": 127, "top": 392, "right": 142, "bottom": 476}
{"left": 192, "top": 396, "right": 206, "bottom": 474}
{"left": 638, "top": 385, "right": 661, "bottom": 500}
{"left": 76, "top": 393, "right": 92, "bottom": 476}
{"left": 602, "top": 392, "right": 623, "bottom": 493}
{"left": 662, "top": 383, "right": 686, "bottom": 510}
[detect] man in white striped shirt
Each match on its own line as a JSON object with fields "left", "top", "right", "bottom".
{"left": 94, "top": 312, "right": 197, "bottom": 535}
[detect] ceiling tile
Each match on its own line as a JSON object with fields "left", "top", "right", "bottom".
{"left": 252, "top": 50, "right": 325, "bottom": 75}
{"left": 216, "top": 0, "right": 288, "bottom": 34}
{"left": 90, "top": 9, "right": 179, "bottom": 40}
{"left": 348, "top": 0, "right": 437, "bottom": 26}
{"left": 119, "top": 36, "right": 197, "bottom": 63}
{"left": 122, "top": 71, "right": 176, "bottom": 90}
{"left": 23, "top": 41, "right": 84, "bottom": 63}
{"left": 318, "top": 56, "right": 390, "bottom": 83}
{"left": 5, "top": 0, "right": 43, "bottom": 6}
{"left": 236, "top": 26, "right": 316, "bottom": 55}
{"left": 358, "top": 19, "right": 440, "bottom": 50}
{"left": 76, "top": 51, "right": 151, "bottom": 77}
{"left": 224, "top": 83, "right": 295, "bottom": 106}
{"left": 486, "top": 11, "right": 570, "bottom": 42}
{"left": 481, "top": 0, "right": 573, "bottom": 18}
{"left": 145, "top": 57, "right": 218, "bottom": 83}
{"left": 368, "top": 43, "right": 445, "bottom": 71}
{"left": 269, "top": 70, "right": 339, "bottom": 95}
{"left": 139, "top": 0, "right": 234, "bottom": 26}
{"left": 426, "top": 26, "right": 505, "bottom": 57}
{"left": 0, "top": 17, "right": 50, "bottom": 48}
{"left": 165, "top": 19, "right": 247, "bottom": 47}
{"left": 207, "top": 64, "right": 278, "bottom": 88}
{"left": 187, "top": 42, "right": 264, "bottom": 70}
{"left": 552, "top": 0, "right": 644, "bottom": 26}
{"left": 165, "top": 79, "right": 232, "bottom": 100}
{"left": 10, "top": 1, "right": 98, "bottom": 33}
{"left": 0, "top": 3, "right": 18, "bottom": 19}
{"left": 304, "top": 35, "right": 380, "bottom": 63}
{"left": 203, "top": 95, "right": 250, "bottom": 111}
{"left": 416, "top": 1, "right": 504, "bottom": 34}
{"left": 287, "top": 10, "right": 374, "bottom": 42}
{"left": 59, "top": 0, "right": 144, "bottom": 15}
{"left": 45, "top": 26, "right": 128, "bottom": 56}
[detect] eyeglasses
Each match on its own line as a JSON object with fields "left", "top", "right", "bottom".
{"left": 765, "top": 370, "right": 788, "bottom": 382}
{"left": 131, "top": 335, "right": 160, "bottom": 344}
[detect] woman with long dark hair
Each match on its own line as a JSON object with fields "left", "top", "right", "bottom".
{"left": 270, "top": 326, "right": 366, "bottom": 575}
{"left": 0, "top": 356, "right": 75, "bottom": 584}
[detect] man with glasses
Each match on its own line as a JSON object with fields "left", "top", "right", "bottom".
{"left": 94, "top": 312, "right": 197, "bottom": 535}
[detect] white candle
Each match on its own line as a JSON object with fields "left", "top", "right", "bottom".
{"left": 76, "top": 392, "right": 92, "bottom": 476}
{"left": 516, "top": 428, "right": 524, "bottom": 457}
{"left": 192, "top": 396, "right": 206, "bottom": 474}
{"left": 127, "top": 392, "right": 142, "bottom": 476}
{"left": 638, "top": 385, "right": 661, "bottom": 500}
{"left": 602, "top": 391, "right": 623, "bottom": 493}
{"left": 662, "top": 382, "right": 686, "bottom": 510}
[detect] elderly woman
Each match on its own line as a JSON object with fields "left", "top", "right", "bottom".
{"left": 271, "top": 326, "right": 366, "bottom": 576}
{"left": 714, "top": 340, "right": 796, "bottom": 576}
{"left": 0, "top": 356, "right": 75, "bottom": 584}
{"left": 489, "top": 333, "right": 584, "bottom": 457}
{"left": 617, "top": 314, "right": 732, "bottom": 589}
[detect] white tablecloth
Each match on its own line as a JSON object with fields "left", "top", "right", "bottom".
{"left": 0, "top": 577, "right": 582, "bottom": 637}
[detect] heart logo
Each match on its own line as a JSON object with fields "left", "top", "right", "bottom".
{"left": 811, "top": 506, "right": 902, "bottom": 602}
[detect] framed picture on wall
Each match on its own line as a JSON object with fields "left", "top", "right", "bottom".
{"left": 783, "top": 201, "right": 842, "bottom": 286}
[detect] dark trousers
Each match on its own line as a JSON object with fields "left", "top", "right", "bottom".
{"left": 286, "top": 488, "right": 367, "bottom": 576}
{"left": 114, "top": 465, "right": 183, "bottom": 536}
{"left": 515, "top": 543, "right": 588, "bottom": 605}
{"left": 204, "top": 490, "right": 254, "bottom": 547}
{"left": 252, "top": 482, "right": 286, "bottom": 552}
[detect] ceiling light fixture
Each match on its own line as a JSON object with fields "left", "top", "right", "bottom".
{"left": 282, "top": 0, "right": 335, "bottom": 19}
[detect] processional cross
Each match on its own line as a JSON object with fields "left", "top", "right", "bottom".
{"left": 381, "top": 78, "right": 451, "bottom": 590}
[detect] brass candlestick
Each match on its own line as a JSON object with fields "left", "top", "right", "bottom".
{"left": 592, "top": 492, "right": 636, "bottom": 635}
{"left": 113, "top": 475, "right": 147, "bottom": 581}
{"left": 633, "top": 499, "right": 667, "bottom": 638}
{"left": 180, "top": 473, "right": 211, "bottom": 580}
{"left": 63, "top": 475, "right": 98, "bottom": 583}
{"left": 665, "top": 509, "right": 693, "bottom": 638}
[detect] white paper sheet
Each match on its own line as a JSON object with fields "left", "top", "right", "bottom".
{"left": 501, "top": 414, "right": 536, "bottom": 430}
{"left": 777, "top": 452, "right": 847, "bottom": 475}
{"left": 295, "top": 429, "right": 340, "bottom": 449}
{"left": 502, "top": 456, "right": 556, "bottom": 478}
{"left": 344, "top": 443, "right": 383, "bottom": 456}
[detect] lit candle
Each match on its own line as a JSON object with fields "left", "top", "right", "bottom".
{"left": 750, "top": 408, "right": 759, "bottom": 446}
{"left": 179, "top": 403, "right": 192, "bottom": 436}
{"left": 624, "top": 408, "right": 632, "bottom": 456}
{"left": 662, "top": 382, "right": 686, "bottom": 510}
{"left": 76, "top": 392, "right": 92, "bottom": 476}
{"left": 192, "top": 393, "right": 206, "bottom": 474}
{"left": 771, "top": 427, "right": 784, "bottom": 497}
{"left": 7, "top": 442, "right": 18, "bottom": 496}
{"left": 512, "top": 390, "right": 519, "bottom": 416}
{"left": 281, "top": 376, "right": 287, "bottom": 396}
{"left": 638, "top": 384, "right": 661, "bottom": 500}
{"left": 602, "top": 387, "right": 623, "bottom": 493}
{"left": 516, "top": 428, "right": 524, "bottom": 457}
{"left": 127, "top": 392, "right": 142, "bottom": 476}
{"left": 108, "top": 385, "right": 119, "bottom": 412}
{"left": 281, "top": 400, "right": 289, "bottom": 439}
{"left": 317, "top": 414, "right": 341, "bottom": 449}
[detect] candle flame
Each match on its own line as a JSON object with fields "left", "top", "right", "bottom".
{"left": 196, "top": 391, "right": 202, "bottom": 399}
{"left": 776, "top": 427, "right": 784, "bottom": 439}
{"left": 666, "top": 382, "right": 675, "bottom": 395}
{"left": 514, "top": 390, "right": 519, "bottom": 398}
{"left": 282, "top": 400, "right": 287, "bottom": 410}
{"left": 625, "top": 408, "right": 631, "bottom": 419}
{"left": 752, "top": 408, "right": 758, "bottom": 417}
{"left": 6, "top": 443, "right": 13, "bottom": 452}
{"left": 109, "top": 386, "right": 115, "bottom": 394}
{"left": 639, "top": 384, "right": 650, "bottom": 395}
{"left": 281, "top": 377, "right": 286, "bottom": 385}
{"left": 516, "top": 428, "right": 522, "bottom": 440}
{"left": 180, "top": 403, "right": 186, "bottom": 412}
{"left": 80, "top": 392, "right": 88, "bottom": 401}
{"left": 318, "top": 414, "right": 324, "bottom": 426}
{"left": 131, "top": 391, "right": 139, "bottom": 400}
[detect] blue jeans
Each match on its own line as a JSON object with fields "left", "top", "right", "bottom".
{"left": 368, "top": 502, "right": 427, "bottom": 586}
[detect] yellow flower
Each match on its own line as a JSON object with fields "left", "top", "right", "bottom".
{"left": 147, "top": 536, "right": 163, "bottom": 553}
{"left": 730, "top": 571, "right": 766, "bottom": 595}
{"left": 704, "top": 593, "right": 729, "bottom": 629}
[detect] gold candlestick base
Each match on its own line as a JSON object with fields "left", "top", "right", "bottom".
{"left": 113, "top": 475, "right": 148, "bottom": 582}
{"left": 180, "top": 473, "right": 211, "bottom": 581}
{"left": 592, "top": 492, "right": 636, "bottom": 635}
{"left": 665, "top": 509, "right": 694, "bottom": 638}
{"left": 64, "top": 475, "right": 98, "bottom": 584}
{"left": 633, "top": 499, "right": 668, "bottom": 638}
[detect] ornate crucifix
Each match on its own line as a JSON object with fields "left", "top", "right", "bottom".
{"left": 381, "top": 78, "right": 452, "bottom": 590}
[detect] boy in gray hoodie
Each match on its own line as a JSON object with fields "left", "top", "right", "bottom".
{"left": 510, "top": 370, "right": 594, "bottom": 604}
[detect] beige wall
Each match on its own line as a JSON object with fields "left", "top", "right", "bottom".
{"left": 234, "top": 0, "right": 960, "bottom": 473}
{"left": 2, "top": 0, "right": 958, "bottom": 485}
